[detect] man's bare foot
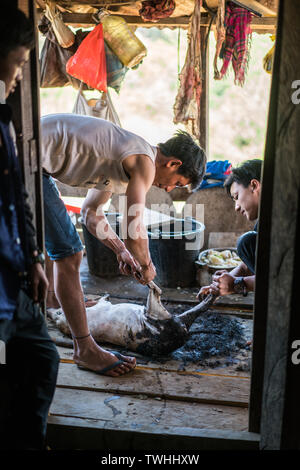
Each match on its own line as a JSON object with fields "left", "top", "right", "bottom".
{"left": 73, "top": 334, "right": 136, "bottom": 377}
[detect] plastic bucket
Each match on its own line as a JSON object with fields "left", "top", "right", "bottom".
{"left": 148, "top": 218, "right": 205, "bottom": 288}
{"left": 80, "top": 213, "right": 122, "bottom": 277}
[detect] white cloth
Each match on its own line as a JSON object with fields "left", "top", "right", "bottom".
{"left": 41, "top": 113, "right": 157, "bottom": 194}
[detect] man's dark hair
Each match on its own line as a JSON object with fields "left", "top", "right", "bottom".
{"left": 158, "top": 130, "right": 206, "bottom": 190}
{"left": 0, "top": 4, "right": 35, "bottom": 58}
{"left": 224, "top": 158, "right": 263, "bottom": 196}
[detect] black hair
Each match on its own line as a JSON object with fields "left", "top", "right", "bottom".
{"left": 158, "top": 130, "right": 206, "bottom": 190}
{"left": 0, "top": 3, "right": 35, "bottom": 58}
{"left": 224, "top": 158, "right": 263, "bottom": 196}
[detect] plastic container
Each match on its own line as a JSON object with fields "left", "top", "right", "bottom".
{"left": 148, "top": 218, "right": 205, "bottom": 288}
{"left": 97, "top": 9, "right": 147, "bottom": 68}
{"left": 80, "top": 213, "right": 122, "bottom": 277}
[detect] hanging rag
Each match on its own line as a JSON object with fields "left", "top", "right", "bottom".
{"left": 217, "top": 1, "right": 253, "bottom": 86}
{"left": 139, "top": 0, "right": 176, "bottom": 22}
{"left": 213, "top": 0, "right": 226, "bottom": 80}
{"left": 173, "top": 0, "right": 203, "bottom": 139}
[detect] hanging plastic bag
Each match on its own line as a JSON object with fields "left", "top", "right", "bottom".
{"left": 39, "top": 17, "right": 91, "bottom": 90}
{"left": 39, "top": 16, "right": 126, "bottom": 92}
{"left": 72, "top": 83, "right": 121, "bottom": 126}
{"left": 66, "top": 24, "right": 107, "bottom": 92}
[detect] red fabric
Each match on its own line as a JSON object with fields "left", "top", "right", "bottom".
{"left": 139, "top": 0, "right": 175, "bottom": 22}
{"left": 219, "top": 1, "right": 252, "bottom": 86}
{"left": 65, "top": 204, "right": 81, "bottom": 214}
{"left": 224, "top": 164, "right": 232, "bottom": 175}
{"left": 66, "top": 24, "right": 107, "bottom": 92}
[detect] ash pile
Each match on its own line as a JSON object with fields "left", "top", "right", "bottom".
{"left": 159, "top": 303, "right": 252, "bottom": 371}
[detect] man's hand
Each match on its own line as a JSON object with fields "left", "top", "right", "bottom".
{"left": 197, "top": 271, "right": 235, "bottom": 300}
{"left": 211, "top": 272, "right": 235, "bottom": 296}
{"left": 136, "top": 261, "right": 156, "bottom": 285}
{"left": 29, "top": 263, "right": 49, "bottom": 303}
{"left": 117, "top": 249, "right": 140, "bottom": 276}
{"left": 197, "top": 283, "right": 219, "bottom": 301}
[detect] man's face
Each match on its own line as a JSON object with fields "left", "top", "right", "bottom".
{"left": 230, "top": 180, "right": 260, "bottom": 221}
{"left": 0, "top": 46, "right": 30, "bottom": 98}
{"left": 153, "top": 159, "right": 190, "bottom": 192}
{"left": 153, "top": 171, "right": 190, "bottom": 193}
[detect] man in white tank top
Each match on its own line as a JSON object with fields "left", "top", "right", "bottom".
{"left": 42, "top": 113, "right": 206, "bottom": 376}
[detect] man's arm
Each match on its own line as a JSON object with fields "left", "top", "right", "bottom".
{"left": 81, "top": 188, "right": 140, "bottom": 276}
{"left": 122, "top": 154, "right": 156, "bottom": 284}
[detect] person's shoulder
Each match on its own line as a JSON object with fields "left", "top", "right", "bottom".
{"left": 124, "top": 153, "right": 155, "bottom": 178}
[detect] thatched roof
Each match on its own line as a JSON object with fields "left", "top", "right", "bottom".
{"left": 35, "top": 0, "right": 278, "bottom": 31}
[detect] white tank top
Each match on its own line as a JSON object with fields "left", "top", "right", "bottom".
{"left": 41, "top": 114, "right": 157, "bottom": 194}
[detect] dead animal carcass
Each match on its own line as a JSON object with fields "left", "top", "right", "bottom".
{"left": 48, "top": 286, "right": 216, "bottom": 357}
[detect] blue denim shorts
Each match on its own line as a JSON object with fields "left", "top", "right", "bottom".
{"left": 43, "top": 174, "right": 83, "bottom": 260}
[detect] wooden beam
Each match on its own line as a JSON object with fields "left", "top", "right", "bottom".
{"left": 47, "top": 415, "right": 260, "bottom": 450}
{"left": 47, "top": 413, "right": 259, "bottom": 450}
{"left": 36, "top": 10, "right": 276, "bottom": 30}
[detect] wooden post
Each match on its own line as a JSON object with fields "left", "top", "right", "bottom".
{"left": 200, "top": 26, "right": 209, "bottom": 154}
{"left": 7, "top": 0, "right": 45, "bottom": 251}
{"left": 249, "top": 0, "right": 300, "bottom": 449}
{"left": 7, "top": 0, "right": 45, "bottom": 315}
{"left": 247, "top": 1, "right": 281, "bottom": 434}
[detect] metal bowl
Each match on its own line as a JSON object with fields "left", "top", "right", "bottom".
{"left": 195, "top": 247, "right": 241, "bottom": 286}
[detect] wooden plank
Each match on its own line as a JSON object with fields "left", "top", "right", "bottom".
{"left": 257, "top": 0, "right": 300, "bottom": 450}
{"left": 8, "top": 0, "right": 44, "bottom": 246}
{"left": 56, "top": 362, "right": 250, "bottom": 407}
{"left": 47, "top": 414, "right": 260, "bottom": 450}
{"left": 55, "top": 345, "right": 251, "bottom": 378}
{"left": 247, "top": 1, "right": 280, "bottom": 431}
{"left": 49, "top": 387, "right": 249, "bottom": 431}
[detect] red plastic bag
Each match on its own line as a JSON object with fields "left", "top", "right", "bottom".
{"left": 66, "top": 24, "right": 107, "bottom": 92}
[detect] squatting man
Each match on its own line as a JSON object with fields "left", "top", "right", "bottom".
{"left": 198, "top": 159, "right": 262, "bottom": 300}
{"left": 42, "top": 113, "right": 206, "bottom": 376}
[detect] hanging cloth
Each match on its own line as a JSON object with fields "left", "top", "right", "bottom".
{"left": 173, "top": 0, "right": 203, "bottom": 139}
{"left": 213, "top": 0, "right": 226, "bottom": 80}
{"left": 217, "top": 1, "right": 253, "bottom": 86}
{"left": 198, "top": 160, "right": 232, "bottom": 190}
{"left": 139, "top": 0, "right": 175, "bottom": 22}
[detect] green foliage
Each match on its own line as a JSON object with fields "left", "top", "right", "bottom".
{"left": 234, "top": 136, "right": 252, "bottom": 148}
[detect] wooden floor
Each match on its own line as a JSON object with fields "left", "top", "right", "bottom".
{"left": 47, "top": 257, "right": 259, "bottom": 450}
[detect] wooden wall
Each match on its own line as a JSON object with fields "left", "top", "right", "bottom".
{"left": 249, "top": 0, "right": 300, "bottom": 449}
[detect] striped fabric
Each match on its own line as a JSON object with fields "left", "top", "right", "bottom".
{"left": 219, "top": 1, "right": 253, "bottom": 86}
